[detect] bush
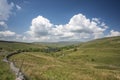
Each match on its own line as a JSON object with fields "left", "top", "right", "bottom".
{"left": 91, "top": 58, "right": 95, "bottom": 61}
{"left": 73, "top": 48, "right": 77, "bottom": 51}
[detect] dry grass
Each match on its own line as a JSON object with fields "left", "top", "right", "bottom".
{"left": 10, "top": 50, "right": 120, "bottom": 80}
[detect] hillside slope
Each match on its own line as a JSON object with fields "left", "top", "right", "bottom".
{"left": 78, "top": 36, "right": 120, "bottom": 48}
{"left": 8, "top": 36, "right": 120, "bottom": 80}
{"left": 0, "top": 40, "right": 47, "bottom": 52}
{"left": 0, "top": 41, "right": 47, "bottom": 80}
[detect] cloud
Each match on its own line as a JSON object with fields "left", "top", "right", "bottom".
{"left": 66, "top": 14, "right": 106, "bottom": 39}
{"left": 0, "top": 30, "right": 15, "bottom": 37}
{"left": 27, "top": 16, "right": 53, "bottom": 37}
{"left": 26, "top": 13, "right": 108, "bottom": 42}
{"left": 92, "top": 18, "right": 100, "bottom": 24}
{"left": 0, "top": 12, "right": 118, "bottom": 42}
{"left": 0, "top": 30, "right": 23, "bottom": 41}
{"left": 0, "top": 0, "right": 24, "bottom": 41}
{"left": 16, "top": 5, "right": 21, "bottom": 10}
{"left": 0, "top": 0, "right": 14, "bottom": 20}
{"left": 107, "top": 30, "right": 120, "bottom": 37}
{"left": 0, "top": 0, "right": 22, "bottom": 21}
{"left": 0, "top": 21, "right": 7, "bottom": 29}
{"left": 0, "top": 0, "right": 27, "bottom": 42}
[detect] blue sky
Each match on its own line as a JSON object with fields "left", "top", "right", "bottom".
{"left": 0, "top": 0, "right": 120, "bottom": 42}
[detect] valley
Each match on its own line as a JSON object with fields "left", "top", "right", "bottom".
{"left": 0, "top": 36, "right": 120, "bottom": 80}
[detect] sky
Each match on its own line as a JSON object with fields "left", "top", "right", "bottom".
{"left": 0, "top": 0, "right": 120, "bottom": 42}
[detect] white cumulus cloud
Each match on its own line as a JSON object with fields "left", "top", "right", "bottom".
{"left": 66, "top": 14, "right": 106, "bottom": 39}
{"left": 0, "top": 0, "right": 14, "bottom": 20}
{"left": 27, "top": 16, "right": 53, "bottom": 37}
{"left": 26, "top": 13, "right": 108, "bottom": 42}
{"left": 0, "top": 30, "right": 23, "bottom": 41}
{"left": 16, "top": 5, "right": 21, "bottom": 10}
{"left": 0, "top": 12, "right": 118, "bottom": 42}
{"left": 107, "top": 30, "right": 120, "bottom": 37}
{"left": 0, "top": 0, "right": 24, "bottom": 41}
{"left": 0, "top": 30, "right": 15, "bottom": 37}
{"left": 0, "top": 21, "right": 7, "bottom": 29}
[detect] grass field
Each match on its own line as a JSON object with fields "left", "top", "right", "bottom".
{"left": 0, "top": 36, "right": 120, "bottom": 80}
{"left": 0, "top": 40, "right": 47, "bottom": 52}
{"left": 0, "top": 52, "right": 15, "bottom": 80}
{"left": 0, "top": 41, "right": 47, "bottom": 80}
{"left": 8, "top": 36, "right": 120, "bottom": 80}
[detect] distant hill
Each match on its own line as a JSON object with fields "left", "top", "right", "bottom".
{"left": 0, "top": 40, "right": 47, "bottom": 52}
{"left": 33, "top": 41, "right": 81, "bottom": 47}
{"left": 78, "top": 36, "right": 120, "bottom": 48}
{"left": 0, "top": 36, "right": 120, "bottom": 50}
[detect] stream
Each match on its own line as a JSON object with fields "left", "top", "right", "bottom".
{"left": 3, "top": 51, "right": 26, "bottom": 80}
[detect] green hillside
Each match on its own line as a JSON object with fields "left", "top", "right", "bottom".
{"left": 0, "top": 40, "right": 47, "bottom": 52}
{"left": 33, "top": 41, "right": 80, "bottom": 47}
{"left": 0, "top": 36, "right": 120, "bottom": 80}
{"left": 0, "top": 55, "right": 15, "bottom": 80}
{"left": 9, "top": 36, "right": 120, "bottom": 80}
{"left": 78, "top": 36, "right": 120, "bottom": 48}
{"left": 0, "top": 41, "right": 47, "bottom": 80}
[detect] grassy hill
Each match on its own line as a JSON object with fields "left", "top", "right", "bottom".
{"left": 0, "top": 41, "right": 47, "bottom": 80}
{"left": 78, "top": 36, "right": 120, "bottom": 48}
{"left": 9, "top": 36, "right": 120, "bottom": 80}
{"left": 33, "top": 41, "right": 80, "bottom": 47}
{"left": 0, "top": 36, "right": 120, "bottom": 80}
{"left": 0, "top": 54, "right": 15, "bottom": 80}
{"left": 0, "top": 40, "right": 47, "bottom": 52}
